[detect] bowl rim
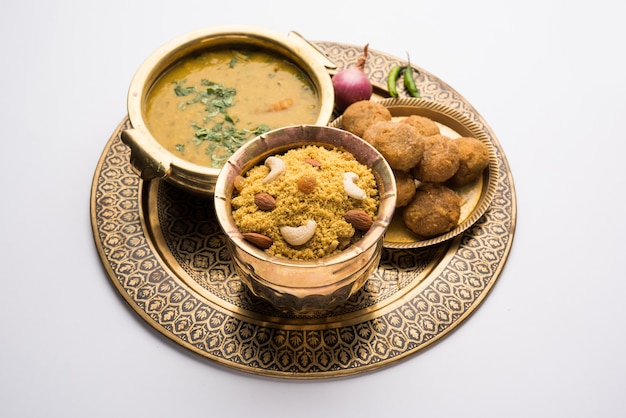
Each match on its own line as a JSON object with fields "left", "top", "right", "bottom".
{"left": 213, "top": 124, "right": 397, "bottom": 288}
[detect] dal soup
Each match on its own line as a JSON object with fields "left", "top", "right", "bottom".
{"left": 145, "top": 46, "right": 320, "bottom": 168}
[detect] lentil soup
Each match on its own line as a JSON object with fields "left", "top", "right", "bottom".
{"left": 145, "top": 46, "right": 320, "bottom": 168}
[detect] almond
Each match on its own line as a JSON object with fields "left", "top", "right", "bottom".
{"left": 242, "top": 232, "right": 273, "bottom": 249}
{"left": 304, "top": 158, "right": 321, "bottom": 168}
{"left": 254, "top": 192, "right": 276, "bottom": 211}
{"left": 344, "top": 209, "right": 374, "bottom": 231}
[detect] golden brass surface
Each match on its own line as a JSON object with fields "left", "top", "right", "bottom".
{"left": 91, "top": 42, "right": 517, "bottom": 379}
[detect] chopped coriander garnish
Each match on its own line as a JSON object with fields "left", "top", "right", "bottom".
{"left": 172, "top": 79, "right": 272, "bottom": 168}
{"left": 173, "top": 80, "right": 196, "bottom": 97}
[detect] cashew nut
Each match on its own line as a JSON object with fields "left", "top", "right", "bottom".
{"left": 280, "top": 220, "right": 317, "bottom": 246}
{"left": 262, "top": 156, "right": 285, "bottom": 184}
{"left": 343, "top": 172, "right": 367, "bottom": 200}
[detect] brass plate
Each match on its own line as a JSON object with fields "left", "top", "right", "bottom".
{"left": 90, "top": 42, "right": 517, "bottom": 379}
{"left": 330, "top": 97, "right": 499, "bottom": 249}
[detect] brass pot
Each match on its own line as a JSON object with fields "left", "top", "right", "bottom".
{"left": 214, "top": 125, "right": 397, "bottom": 314}
{"left": 121, "top": 25, "right": 336, "bottom": 195}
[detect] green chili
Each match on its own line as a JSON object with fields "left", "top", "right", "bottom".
{"left": 403, "top": 53, "right": 421, "bottom": 98}
{"left": 387, "top": 65, "right": 404, "bottom": 98}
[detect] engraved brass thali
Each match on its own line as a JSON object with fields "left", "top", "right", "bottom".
{"left": 90, "top": 41, "right": 517, "bottom": 379}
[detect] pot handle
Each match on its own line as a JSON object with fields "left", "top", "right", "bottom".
{"left": 120, "top": 128, "right": 171, "bottom": 181}
{"left": 288, "top": 31, "right": 338, "bottom": 73}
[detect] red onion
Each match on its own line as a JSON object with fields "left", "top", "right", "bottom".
{"left": 332, "top": 44, "right": 373, "bottom": 112}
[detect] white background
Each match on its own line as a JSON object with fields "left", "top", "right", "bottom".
{"left": 1, "top": 1, "right": 624, "bottom": 417}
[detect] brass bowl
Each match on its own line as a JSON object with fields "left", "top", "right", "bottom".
{"left": 330, "top": 97, "right": 499, "bottom": 249}
{"left": 214, "top": 125, "right": 397, "bottom": 314}
{"left": 121, "top": 25, "right": 336, "bottom": 195}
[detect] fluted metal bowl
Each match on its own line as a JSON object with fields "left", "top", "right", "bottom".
{"left": 121, "top": 25, "right": 336, "bottom": 196}
{"left": 214, "top": 125, "right": 397, "bottom": 314}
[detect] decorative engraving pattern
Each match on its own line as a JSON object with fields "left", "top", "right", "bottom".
{"left": 90, "top": 43, "right": 516, "bottom": 378}
{"left": 153, "top": 181, "right": 443, "bottom": 319}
